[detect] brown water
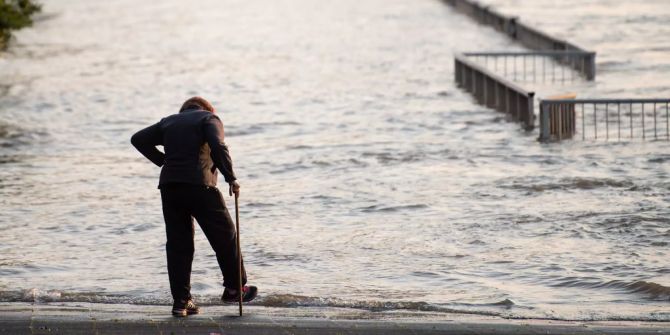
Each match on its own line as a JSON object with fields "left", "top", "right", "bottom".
{"left": 0, "top": 0, "right": 668, "bottom": 321}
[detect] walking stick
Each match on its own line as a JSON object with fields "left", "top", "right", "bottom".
{"left": 234, "top": 193, "right": 243, "bottom": 316}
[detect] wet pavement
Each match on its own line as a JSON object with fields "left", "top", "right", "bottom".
{"left": 1, "top": 303, "right": 668, "bottom": 335}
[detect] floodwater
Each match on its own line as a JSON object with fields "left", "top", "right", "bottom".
{"left": 0, "top": 0, "right": 668, "bottom": 321}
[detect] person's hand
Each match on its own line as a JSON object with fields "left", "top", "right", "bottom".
{"left": 229, "top": 180, "right": 240, "bottom": 197}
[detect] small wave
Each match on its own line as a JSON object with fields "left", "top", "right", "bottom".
{"left": 358, "top": 204, "right": 429, "bottom": 213}
{"left": 245, "top": 202, "right": 275, "bottom": 208}
{"left": 0, "top": 84, "right": 10, "bottom": 97}
{"left": 550, "top": 278, "right": 670, "bottom": 301}
{"left": 7, "top": 43, "right": 87, "bottom": 60}
{"left": 269, "top": 163, "right": 309, "bottom": 175}
{"left": 618, "top": 281, "right": 670, "bottom": 300}
{"left": 239, "top": 294, "right": 506, "bottom": 316}
{"left": 286, "top": 144, "right": 313, "bottom": 150}
{"left": 597, "top": 214, "right": 670, "bottom": 229}
{"left": 251, "top": 249, "right": 310, "bottom": 264}
{"left": 454, "top": 298, "right": 517, "bottom": 309}
{"left": 0, "top": 155, "right": 22, "bottom": 164}
{"left": 0, "top": 289, "right": 172, "bottom": 305}
{"left": 130, "top": 222, "right": 157, "bottom": 232}
{"left": 403, "top": 91, "right": 452, "bottom": 100}
{"left": 490, "top": 298, "right": 515, "bottom": 307}
{"left": 228, "top": 121, "right": 301, "bottom": 137}
{"left": 227, "top": 125, "right": 265, "bottom": 137}
{"left": 498, "top": 177, "right": 636, "bottom": 193}
{"left": 361, "top": 151, "right": 426, "bottom": 165}
{"left": 597, "top": 60, "right": 633, "bottom": 71}
{"left": 648, "top": 155, "right": 670, "bottom": 163}
{"left": 0, "top": 121, "right": 49, "bottom": 148}
{"left": 622, "top": 15, "right": 670, "bottom": 24}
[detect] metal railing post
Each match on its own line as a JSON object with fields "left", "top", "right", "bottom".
{"left": 539, "top": 100, "right": 550, "bottom": 142}
{"left": 455, "top": 58, "right": 462, "bottom": 86}
{"left": 527, "top": 92, "right": 535, "bottom": 130}
{"left": 586, "top": 52, "right": 596, "bottom": 80}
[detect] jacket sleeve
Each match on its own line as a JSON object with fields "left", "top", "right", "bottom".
{"left": 203, "top": 115, "right": 237, "bottom": 183}
{"left": 130, "top": 122, "right": 165, "bottom": 167}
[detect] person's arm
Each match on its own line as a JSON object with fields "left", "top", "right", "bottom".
{"left": 130, "top": 122, "right": 165, "bottom": 167}
{"left": 203, "top": 115, "right": 237, "bottom": 185}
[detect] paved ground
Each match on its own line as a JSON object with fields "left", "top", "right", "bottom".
{"left": 1, "top": 303, "right": 668, "bottom": 334}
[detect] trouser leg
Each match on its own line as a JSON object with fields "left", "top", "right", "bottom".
{"left": 192, "top": 187, "right": 247, "bottom": 290}
{"left": 160, "top": 188, "right": 195, "bottom": 301}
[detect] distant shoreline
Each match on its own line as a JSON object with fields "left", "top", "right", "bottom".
{"left": 1, "top": 302, "right": 668, "bottom": 335}
{"left": 0, "top": 0, "right": 41, "bottom": 50}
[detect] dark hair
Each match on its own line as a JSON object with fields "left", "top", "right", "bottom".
{"left": 179, "top": 96, "right": 215, "bottom": 113}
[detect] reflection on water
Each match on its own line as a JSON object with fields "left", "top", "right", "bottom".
{"left": 0, "top": 0, "right": 668, "bottom": 321}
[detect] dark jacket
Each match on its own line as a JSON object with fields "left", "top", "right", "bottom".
{"left": 131, "top": 108, "right": 236, "bottom": 188}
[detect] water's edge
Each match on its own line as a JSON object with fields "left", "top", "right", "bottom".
{"left": 2, "top": 288, "right": 669, "bottom": 322}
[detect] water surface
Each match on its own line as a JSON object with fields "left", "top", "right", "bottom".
{"left": 0, "top": 0, "right": 668, "bottom": 321}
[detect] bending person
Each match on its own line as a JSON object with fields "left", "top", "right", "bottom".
{"left": 131, "top": 96, "right": 257, "bottom": 317}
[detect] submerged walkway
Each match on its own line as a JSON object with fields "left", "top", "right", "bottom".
{"left": 1, "top": 303, "right": 668, "bottom": 335}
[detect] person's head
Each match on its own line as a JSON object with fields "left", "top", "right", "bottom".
{"left": 179, "top": 96, "right": 215, "bottom": 113}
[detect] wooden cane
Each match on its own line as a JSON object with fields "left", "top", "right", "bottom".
{"left": 235, "top": 193, "right": 243, "bottom": 316}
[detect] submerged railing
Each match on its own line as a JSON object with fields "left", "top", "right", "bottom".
{"left": 443, "top": 0, "right": 596, "bottom": 80}
{"left": 446, "top": 0, "right": 668, "bottom": 143}
{"left": 463, "top": 51, "right": 597, "bottom": 82}
{"left": 455, "top": 53, "right": 535, "bottom": 130}
{"left": 446, "top": 0, "right": 595, "bottom": 133}
{"left": 539, "top": 99, "right": 670, "bottom": 142}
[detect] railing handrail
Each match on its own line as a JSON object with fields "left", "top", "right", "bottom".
{"left": 445, "top": 0, "right": 597, "bottom": 80}
{"left": 542, "top": 98, "right": 670, "bottom": 104}
{"left": 463, "top": 51, "right": 596, "bottom": 57}
{"left": 444, "top": 0, "right": 593, "bottom": 52}
{"left": 455, "top": 53, "right": 534, "bottom": 97}
{"left": 514, "top": 20, "right": 591, "bottom": 53}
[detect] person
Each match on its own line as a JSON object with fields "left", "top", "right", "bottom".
{"left": 131, "top": 96, "right": 257, "bottom": 317}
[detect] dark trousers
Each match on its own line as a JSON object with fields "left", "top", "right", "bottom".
{"left": 160, "top": 184, "right": 247, "bottom": 301}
